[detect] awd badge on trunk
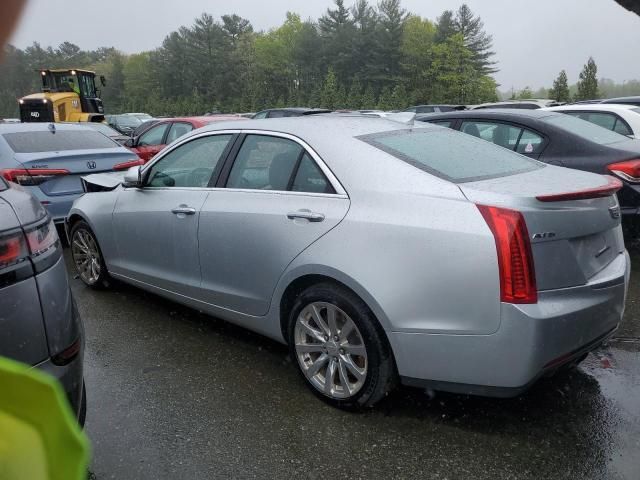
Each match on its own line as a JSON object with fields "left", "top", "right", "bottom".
{"left": 87, "top": 161, "right": 97, "bottom": 170}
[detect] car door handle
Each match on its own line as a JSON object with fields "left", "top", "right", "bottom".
{"left": 287, "top": 210, "right": 325, "bottom": 222}
{"left": 171, "top": 205, "right": 197, "bottom": 215}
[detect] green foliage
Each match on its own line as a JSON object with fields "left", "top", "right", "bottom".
{"left": 548, "top": 70, "right": 570, "bottom": 102}
{"left": 576, "top": 57, "right": 599, "bottom": 101}
{"left": 517, "top": 86, "right": 533, "bottom": 99}
{"left": 0, "top": 1, "right": 503, "bottom": 117}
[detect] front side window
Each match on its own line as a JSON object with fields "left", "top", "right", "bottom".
{"left": 146, "top": 134, "right": 232, "bottom": 188}
{"left": 253, "top": 111, "right": 268, "bottom": 119}
{"left": 359, "top": 129, "right": 542, "bottom": 183}
{"left": 226, "top": 135, "right": 303, "bottom": 191}
{"left": 138, "top": 124, "right": 169, "bottom": 146}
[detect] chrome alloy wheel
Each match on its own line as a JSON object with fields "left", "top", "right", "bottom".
{"left": 294, "top": 302, "right": 368, "bottom": 399}
{"left": 71, "top": 228, "right": 102, "bottom": 285}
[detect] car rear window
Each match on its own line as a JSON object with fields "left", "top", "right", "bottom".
{"left": 2, "top": 130, "right": 118, "bottom": 153}
{"left": 541, "top": 114, "right": 628, "bottom": 145}
{"left": 358, "top": 128, "right": 542, "bottom": 183}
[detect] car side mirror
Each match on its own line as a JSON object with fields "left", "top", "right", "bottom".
{"left": 123, "top": 138, "right": 134, "bottom": 147}
{"left": 100, "top": 75, "right": 106, "bottom": 87}
{"left": 122, "top": 166, "right": 142, "bottom": 188}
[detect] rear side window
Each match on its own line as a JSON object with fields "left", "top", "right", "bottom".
{"left": 359, "top": 129, "right": 542, "bottom": 183}
{"left": 542, "top": 114, "right": 628, "bottom": 145}
{"left": 226, "top": 135, "right": 303, "bottom": 190}
{"left": 459, "top": 121, "right": 544, "bottom": 154}
{"left": 3, "top": 130, "right": 118, "bottom": 153}
{"left": 291, "top": 153, "right": 334, "bottom": 193}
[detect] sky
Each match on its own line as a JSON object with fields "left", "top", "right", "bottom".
{"left": 9, "top": 0, "right": 640, "bottom": 91}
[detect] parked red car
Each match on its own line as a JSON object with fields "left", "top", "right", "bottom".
{"left": 125, "top": 116, "right": 246, "bottom": 162}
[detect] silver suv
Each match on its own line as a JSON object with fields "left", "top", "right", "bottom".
{"left": 0, "top": 176, "right": 85, "bottom": 424}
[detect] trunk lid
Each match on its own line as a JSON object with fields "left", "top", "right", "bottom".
{"left": 14, "top": 149, "right": 139, "bottom": 196}
{"left": 460, "top": 165, "right": 624, "bottom": 291}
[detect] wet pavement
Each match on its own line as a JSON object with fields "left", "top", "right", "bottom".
{"left": 65, "top": 251, "right": 640, "bottom": 480}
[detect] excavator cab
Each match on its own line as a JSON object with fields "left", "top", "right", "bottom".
{"left": 19, "top": 69, "right": 105, "bottom": 123}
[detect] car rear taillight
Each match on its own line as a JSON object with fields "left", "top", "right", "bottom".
{"left": 477, "top": 205, "right": 537, "bottom": 304}
{"left": 51, "top": 337, "right": 81, "bottom": 366}
{"left": 113, "top": 158, "right": 145, "bottom": 171}
{"left": 607, "top": 159, "right": 640, "bottom": 183}
{"left": 535, "top": 175, "right": 622, "bottom": 202}
{"left": 0, "top": 231, "right": 29, "bottom": 269}
{"left": 0, "top": 168, "right": 69, "bottom": 186}
{"left": 24, "top": 219, "right": 58, "bottom": 256}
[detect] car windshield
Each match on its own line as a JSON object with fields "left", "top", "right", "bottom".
{"left": 117, "top": 116, "right": 143, "bottom": 127}
{"left": 542, "top": 114, "right": 629, "bottom": 145}
{"left": 359, "top": 128, "right": 542, "bottom": 183}
{"left": 2, "top": 130, "right": 118, "bottom": 153}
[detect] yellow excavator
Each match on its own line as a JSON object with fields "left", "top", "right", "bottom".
{"left": 18, "top": 69, "right": 106, "bottom": 123}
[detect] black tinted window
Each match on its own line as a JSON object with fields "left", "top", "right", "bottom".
{"left": 359, "top": 129, "right": 542, "bottom": 183}
{"left": 3, "top": 130, "right": 118, "bottom": 153}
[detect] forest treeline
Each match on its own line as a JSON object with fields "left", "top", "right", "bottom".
{"left": 0, "top": 0, "right": 638, "bottom": 117}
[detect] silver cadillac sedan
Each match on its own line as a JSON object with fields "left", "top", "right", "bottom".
{"left": 66, "top": 114, "right": 630, "bottom": 408}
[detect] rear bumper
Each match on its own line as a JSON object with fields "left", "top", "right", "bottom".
{"left": 392, "top": 251, "right": 630, "bottom": 397}
{"left": 33, "top": 298, "right": 85, "bottom": 418}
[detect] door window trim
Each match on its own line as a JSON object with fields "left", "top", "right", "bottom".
{"left": 139, "top": 132, "right": 239, "bottom": 190}
{"left": 215, "top": 131, "right": 345, "bottom": 196}
{"left": 139, "top": 129, "right": 347, "bottom": 197}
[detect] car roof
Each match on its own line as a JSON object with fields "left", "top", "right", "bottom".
{"left": 416, "top": 109, "right": 560, "bottom": 121}
{"left": 259, "top": 107, "right": 332, "bottom": 114}
{"left": 602, "top": 96, "right": 640, "bottom": 103}
{"left": 0, "top": 122, "right": 95, "bottom": 133}
{"left": 544, "top": 104, "right": 640, "bottom": 113}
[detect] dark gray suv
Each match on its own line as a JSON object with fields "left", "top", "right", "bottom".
{"left": 0, "top": 177, "right": 85, "bottom": 424}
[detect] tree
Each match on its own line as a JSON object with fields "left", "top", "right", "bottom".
{"left": 517, "top": 86, "right": 533, "bottom": 99}
{"left": 453, "top": 4, "right": 496, "bottom": 75}
{"left": 401, "top": 15, "right": 436, "bottom": 103}
{"left": 434, "top": 10, "right": 456, "bottom": 42}
{"left": 548, "top": 70, "right": 570, "bottom": 102}
{"left": 319, "top": 0, "right": 355, "bottom": 83}
{"left": 373, "top": 0, "right": 408, "bottom": 87}
{"left": 321, "top": 68, "right": 339, "bottom": 109}
{"left": 576, "top": 57, "right": 599, "bottom": 100}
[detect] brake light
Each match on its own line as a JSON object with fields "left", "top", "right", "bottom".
{"left": 607, "top": 159, "right": 640, "bottom": 183}
{"left": 536, "top": 176, "right": 622, "bottom": 202}
{"left": 25, "top": 219, "right": 58, "bottom": 256}
{"left": 113, "top": 158, "right": 145, "bottom": 171}
{"left": 0, "top": 231, "right": 28, "bottom": 268}
{"left": 51, "top": 337, "right": 81, "bottom": 366}
{"left": 477, "top": 205, "right": 537, "bottom": 304}
{"left": 0, "top": 168, "right": 69, "bottom": 186}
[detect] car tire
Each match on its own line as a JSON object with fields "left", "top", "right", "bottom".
{"left": 287, "top": 283, "right": 396, "bottom": 409}
{"left": 78, "top": 381, "right": 87, "bottom": 428}
{"left": 70, "top": 220, "right": 110, "bottom": 288}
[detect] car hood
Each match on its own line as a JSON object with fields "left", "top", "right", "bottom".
{"left": 81, "top": 171, "right": 126, "bottom": 192}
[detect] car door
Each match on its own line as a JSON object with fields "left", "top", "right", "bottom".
{"left": 197, "top": 133, "right": 350, "bottom": 316}
{"left": 111, "top": 133, "right": 235, "bottom": 296}
{"left": 134, "top": 122, "right": 170, "bottom": 162}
